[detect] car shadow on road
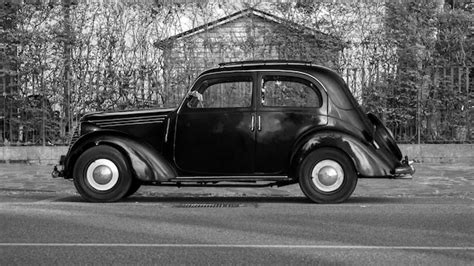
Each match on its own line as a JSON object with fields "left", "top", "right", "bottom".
{"left": 55, "top": 195, "right": 411, "bottom": 205}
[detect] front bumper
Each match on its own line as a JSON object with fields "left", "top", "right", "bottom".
{"left": 393, "top": 156, "right": 415, "bottom": 178}
{"left": 51, "top": 155, "right": 66, "bottom": 178}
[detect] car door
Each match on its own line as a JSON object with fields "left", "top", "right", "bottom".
{"left": 255, "top": 71, "right": 328, "bottom": 174}
{"left": 174, "top": 73, "right": 257, "bottom": 175}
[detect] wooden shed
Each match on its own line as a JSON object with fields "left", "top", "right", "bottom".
{"left": 154, "top": 7, "right": 344, "bottom": 105}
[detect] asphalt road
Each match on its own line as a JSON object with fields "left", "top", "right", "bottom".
{"left": 1, "top": 194, "right": 473, "bottom": 265}
{"left": 1, "top": 163, "right": 473, "bottom": 265}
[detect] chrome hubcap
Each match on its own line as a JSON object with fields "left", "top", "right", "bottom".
{"left": 92, "top": 165, "right": 113, "bottom": 185}
{"left": 311, "top": 160, "right": 344, "bottom": 192}
{"left": 86, "top": 159, "right": 119, "bottom": 191}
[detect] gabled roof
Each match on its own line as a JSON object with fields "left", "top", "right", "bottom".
{"left": 154, "top": 7, "right": 341, "bottom": 49}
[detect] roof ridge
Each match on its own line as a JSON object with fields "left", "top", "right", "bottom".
{"left": 154, "top": 7, "right": 335, "bottom": 49}
{"left": 218, "top": 60, "right": 313, "bottom": 67}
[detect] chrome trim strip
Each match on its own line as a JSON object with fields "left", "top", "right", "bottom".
{"left": 90, "top": 115, "right": 168, "bottom": 123}
{"left": 99, "top": 120, "right": 165, "bottom": 127}
{"left": 96, "top": 118, "right": 166, "bottom": 125}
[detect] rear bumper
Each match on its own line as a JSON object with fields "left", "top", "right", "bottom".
{"left": 51, "top": 155, "right": 66, "bottom": 178}
{"left": 393, "top": 156, "right": 415, "bottom": 178}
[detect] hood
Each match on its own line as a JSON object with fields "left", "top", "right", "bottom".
{"left": 81, "top": 108, "right": 176, "bottom": 123}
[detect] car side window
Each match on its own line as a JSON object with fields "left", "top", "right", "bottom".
{"left": 188, "top": 76, "right": 252, "bottom": 108}
{"left": 261, "top": 75, "right": 321, "bottom": 108}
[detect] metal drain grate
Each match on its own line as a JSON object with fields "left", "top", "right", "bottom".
{"left": 174, "top": 203, "right": 243, "bottom": 208}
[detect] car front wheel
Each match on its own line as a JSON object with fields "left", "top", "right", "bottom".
{"left": 123, "top": 179, "right": 141, "bottom": 198}
{"left": 298, "top": 148, "right": 357, "bottom": 203}
{"left": 73, "top": 145, "right": 132, "bottom": 202}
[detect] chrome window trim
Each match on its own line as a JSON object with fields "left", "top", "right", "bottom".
{"left": 176, "top": 69, "right": 328, "bottom": 114}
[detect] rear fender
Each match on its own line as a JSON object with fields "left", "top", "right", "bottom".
{"left": 65, "top": 130, "right": 176, "bottom": 182}
{"left": 290, "top": 130, "right": 399, "bottom": 178}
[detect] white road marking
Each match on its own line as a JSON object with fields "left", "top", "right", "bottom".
{"left": 0, "top": 243, "right": 472, "bottom": 250}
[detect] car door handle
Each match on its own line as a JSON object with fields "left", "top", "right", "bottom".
{"left": 251, "top": 115, "right": 255, "bottom": 132}
{"left": 257, "top": 115, "right": 262, "bottom": 131}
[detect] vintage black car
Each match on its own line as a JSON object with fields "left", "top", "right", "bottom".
{"left": 52, "top": 61, "right": 414, "bottom": 203}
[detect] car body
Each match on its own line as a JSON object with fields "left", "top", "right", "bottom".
{"left": 52, "top": 60, "right": 415, "bottom": 203}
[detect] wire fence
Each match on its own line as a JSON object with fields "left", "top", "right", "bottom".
{"left": 342, "top": 65, "right": 472, "bottom": 144}
{"left": 0, "top": 65, "right": 472, "bottom": 146}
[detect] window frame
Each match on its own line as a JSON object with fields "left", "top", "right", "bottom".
{"left": 257, "top": 72, "right": 324, "bottom": 110}
{"left": 182, "top": 73, "right": 256, "bottom": 111}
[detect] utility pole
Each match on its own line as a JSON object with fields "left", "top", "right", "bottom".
{"left": 62, "top": 0, "right": 72, "bottom": 139}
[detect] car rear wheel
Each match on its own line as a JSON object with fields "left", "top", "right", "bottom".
{"left": 298, "top": 148, "right": 357, "bottom": 203}
{"left": 73, "top": 145, "right": 132, "bottom": 202}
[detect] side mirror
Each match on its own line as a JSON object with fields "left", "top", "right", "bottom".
{"left": 186, "top": 91, "right": 204, "bottom": 108}
{"left": 187, "top": 91, "right": 203, "bottom": 102}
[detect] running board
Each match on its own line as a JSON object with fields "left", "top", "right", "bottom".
{"left": 169, "top": 176, "right": 289, "bottom": 183}
{"left": 148, "top": 176, "right": 294, "bottom": 188}
{"left": 154, "top": 182, "right": 292, "bottom": 188}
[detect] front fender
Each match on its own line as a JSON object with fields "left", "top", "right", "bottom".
{"left": 64, "top": 130, "right": 176, "bottom": 182}
{"left": 290, "top": 130, "right": 399, "bottom": 178}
